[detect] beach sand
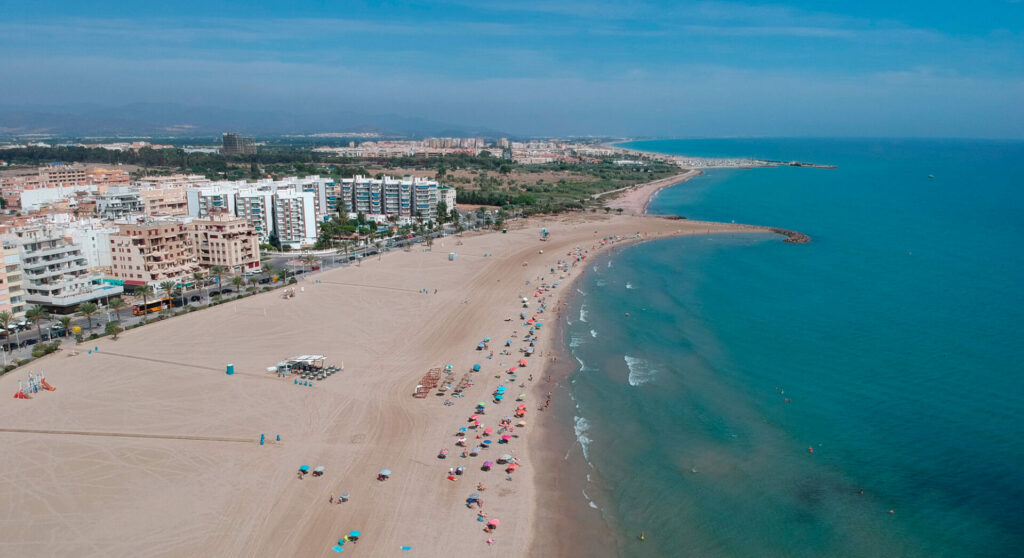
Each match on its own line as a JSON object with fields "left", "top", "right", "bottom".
{"left": 606, "top": 170, "right": 702, "bottom": 215}
{"left": 0, "top": 213, "right": 768, "bottom": 557}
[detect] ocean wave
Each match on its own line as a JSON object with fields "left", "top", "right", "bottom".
{"left": 625, "top": 355, "right": 657, "bottom": 386}
{"left": 579, "top": 304, "right": 588, "bottom": 322}
{"left": 590, "top": 329, "right": 598, "bottom": 338}
{"left": 575, "top": 355, "right": 588, "bottom": 371}
{"left": 626, "top": 282, "right": 634, "bottom": 290}
{"left": 576, "top": 288, "right": 586, "bottom": 295}
{"left": 582, "top": 489, "right": 600, "bottom": 510}
{"left": 569, "top": 335, "right": 584, "bottom": 348}
{"left": 574, "top": 416, "right": 592, "bottom": 461}
{"left": 607, "top": 260, "right": 612, "bottom": 268}
{"left": 595, "top": 279, "right": 607, "bottom": 287}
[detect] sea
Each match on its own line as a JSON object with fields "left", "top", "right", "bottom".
{"left": 560, "top": 139, "right": 1024, "bottom": 557}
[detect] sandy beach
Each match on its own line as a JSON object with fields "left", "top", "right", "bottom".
{"left": 0, "top": 212, "right": 773, "bottom": 557}
{"left": 605, "top": 170, "right": 702, "bottom": 214}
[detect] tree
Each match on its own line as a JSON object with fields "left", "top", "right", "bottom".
{"left": 435, "top": 166, "right": 447, "bottom": 182}
{"left": 78, "top": 302, "right": 99, "bottom": 330}
{"left": 105, "top": 321, "right": 123, "bottom": 340}
{"left": 58, "top": 316, "right": 72, "bottom": 339}
{"left": 108, "top": 297, "right": 126, "bottom": 322}
{"left": 26, "top": 305, "right": 48, "bottom": 341}
{"left": 302, "top": 253, "right": 316, "bottom": 273}
{"left": 210, "top": 265, "right": 226, "bottom": 295}
{"left": 231, "top": 275, "right": 245, "bottom": 295}
{"left": 436, "top": 201, "right": 448, "bottom": 225}
{"left": 136, "top": 285, "right": 155, "bottom": 318}
{"left": 0, "top": 310, "right": 12, "bottom": 347}
{"left": 262, "top": 265, "right": 276, "bottom": 283}
{"left": 159, "top": 280, "right": 176, "bottom": 304}
{"left": 193, "top": 271, "right": 206, "bottom": 302}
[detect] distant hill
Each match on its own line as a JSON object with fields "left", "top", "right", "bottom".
{"left": 0, "top": 103, "right": 508, "bottom": 139}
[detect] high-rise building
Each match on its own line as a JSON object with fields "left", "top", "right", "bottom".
{"left": 0, "top": 242, "right": 26, "bottom": 319}
{"left": 190, "top": 213, "right": 261, "bottom": 275}
{"left": 337, "top": 175, "right": 442, "bottom": 221}
{"left": 272, "top": 191, "right": 317, "bottom": 249}
{"left": 9, "top": 227, "right": 122, "bottom": 310}
{"left": 108, "top": 221, "right": 200, "bottom": 285}
{"left": 221, "top": 133, "right": 256, "bottom": 156}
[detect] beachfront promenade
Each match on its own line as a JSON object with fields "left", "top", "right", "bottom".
{"left": 0, "top": 213, "right": 774, "bottom": 557}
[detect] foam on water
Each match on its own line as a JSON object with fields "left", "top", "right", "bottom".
{"left": 574, "top": 415, "right": 592, "bottom": 462}
{"left": 625, "top": 282, "right": 634, "bottom": 290}
{"left": 590, "top": 329, "right": 598, "bottom": 338}
{"left": 579, "top": 304, "right": 588, "bottom": 323}
{"left": 624, "top": 355, "right": 657, "bottom": 386}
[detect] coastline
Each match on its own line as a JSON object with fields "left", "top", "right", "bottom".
{"left": 604, "top": 170, "right": 702, "bottom": 215}
{"left": 0, "top": 211, "right": 782, "bottom": 557}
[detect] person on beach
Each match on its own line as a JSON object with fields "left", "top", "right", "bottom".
{"left": 477, "top": 482, "right": 486, "bottom": 491}
{"left": 330, "top": 493, "right": 335, "bottom": 504}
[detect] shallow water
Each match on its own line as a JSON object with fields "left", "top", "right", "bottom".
{"left": 563, "top": 139, "right": 1024, "bottom": 557}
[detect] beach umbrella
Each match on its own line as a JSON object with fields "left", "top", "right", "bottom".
{"left": 471, "top": 446, "right": 481, "bottom": 455}
{"left": 470, "top": 414, "right": 479, "bottom": 420}
{"left": 501, "top": 435, "right": 512, "bottom": 441}
{"left": 473, "top": 364, "right": 481, "bottom": 371}
{"left": 494, "top": 395, "right": 504, "bottom": 401}
{"left": 349, "top": 530, "right": 361, "bottom": 537}
{"left": 500, "top": 454, "right": 513, "bottom": 462}
{"left": 519, "top": 359, "right": 528, "bottom": 367}
{"left": 445, "top": 364, "right": 453, "bottom": 370}
{"left": 332, "top": 545, "right": 344, "bottom": 552}
{"left": 488, "top": 519, "right": 500, "bottom": 527}
{"left": 469, "top": 492, "right": 480, "bottom": 500}
{"left": 300, "top": 465, "right": 310, "bottom": 472}
{"left": 496, "top": 386, "right": 507, "bottom": 392}
{"left": 483, "top": 439, "right": 492, "bottom": 445}
{"left": 484, "top": 428, "right": 493, "bottom": 434}
{"left": 483, "top": 337, "right": 491, "bottom": 342}
{"left": 459, "top": 427, "right": 467, "bottom": 432}
{"left": 477, "top": 402, "right": 487, "bottom": 407}
{"left": 483, "top": 461, "right": 494, "bottom": 467}
{"left": 314, "top": 466, "right": 325, "bottom": 473}
{"left": 536, "top": 323, "right": 543, "bottom": 328}
{"left": 379, "top": 469, "right": 392, "bottom": 476}
{"left": 517, "top": 421, "right": 526, "bottom": 427}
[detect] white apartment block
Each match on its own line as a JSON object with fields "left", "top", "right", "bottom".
{"left": 272, "top": 191, "right": 317, "bottom": 249}
{"left": 0, "top": 242, "right": 26, "bottom": 319}
{"left": 7, "top": 227, "right": 122, "bottom": 309}
{"left": 338, "top": 175, "right": 444, "bottom": 221}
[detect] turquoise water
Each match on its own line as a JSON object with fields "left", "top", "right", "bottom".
{"left": 564, "top": 139, "right": 1024, "bottom": 557}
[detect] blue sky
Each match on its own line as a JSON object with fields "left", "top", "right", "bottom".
{"left": 2, "top": 0, "right": 1022, "bottom": 137}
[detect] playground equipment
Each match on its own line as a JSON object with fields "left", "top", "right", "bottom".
{"left": 13, "top": 372, "right": 55, "bottom": 399}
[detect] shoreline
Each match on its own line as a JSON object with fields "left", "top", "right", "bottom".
{"left": 0, "top": 213, "right": 784, "bottom": 557}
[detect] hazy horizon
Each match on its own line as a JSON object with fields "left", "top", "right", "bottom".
{"left": 2, "top": 1, "right": 1023, "bottom": 138}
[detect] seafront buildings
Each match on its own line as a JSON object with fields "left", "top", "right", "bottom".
{"left": 7, "top": 226, "right": 122, "bottom": 310}
{"left": 108, "top": 221, "right": 201, "bottom": 285}
{"left": 0, "top": 242, "right": 26, "bottom": 319}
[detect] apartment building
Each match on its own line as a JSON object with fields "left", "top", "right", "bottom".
{"left": 0, "top": 242, "right": 26, "bottom": 319}
{"left": 186, "top": 186, "right": 237, "bottom": 218}
{"left": 234, "top": 189, "right": 275, "bottom": 243}
{"left": 337, "top": 175, "right": 443, "bottom": 221}
{"left": 95, "top": 186, "right": 145, "bottom": 219}
{"left": 190, "top": 213, "right": 261, "bottom": 274}
{"left": 272, "top": 191, "right": 317, "bottom": 248}
{"left": 108, "top": 221, "right": 200, "bottom": 285}
{"left": 439, "top": 186, "right": 457, "bottom": 212}
{"left": 8, "top": 227, "right": 122, "bottom": 310}
{"left": 222, "top": 133, "right": 256, "bottom": 156}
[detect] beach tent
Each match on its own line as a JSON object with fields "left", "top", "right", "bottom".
{"left": 473, "top": 364, "right": 481, "bottom": 371}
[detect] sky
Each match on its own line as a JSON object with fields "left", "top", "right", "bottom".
{"left": 1, "top": 0, "right": 1023, "bottom": 137}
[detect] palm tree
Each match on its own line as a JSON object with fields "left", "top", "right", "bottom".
{"left": 58, "top": 316, "right": 72, "bottom": 339}
{"left": 0, "top": 310, "right": 12, "bottom": 349}
{"left": 26, "top": 305, "right": 48, "bottom": 341}
{"left": 108, "top": 297, "right": 126, "bottom": 322}
{"left": 136, "top": 285, "right": 155, "bottom": 318}
{"left": 192, "top": 271, "right": 206, "bottom": 304}
{"left": 262, "top": 264, "right": 276, "bottom": 284}
{"left": 78, "top": 302, "right": 99, "bottom": 330}
{"left": 210, "top": 265, "right": 226, "bottom": 297}
{"left": 303, "top": 253, "right": 316, "bottom": 273}
{"left": 231, "top": 275, "right": 244, "bottom": 296}
{"left": 159, "top": 281, "right": 175, "bottom": 306}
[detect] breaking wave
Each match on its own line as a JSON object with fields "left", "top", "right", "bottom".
{"left": 625, "top": 355, "right": 657, "bottom": 386}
